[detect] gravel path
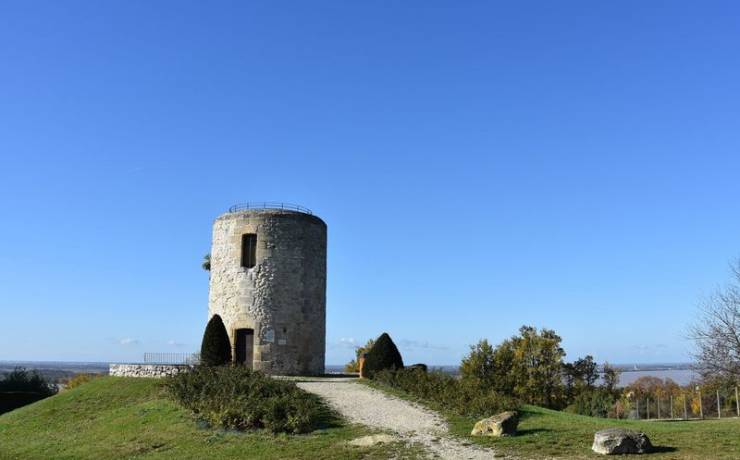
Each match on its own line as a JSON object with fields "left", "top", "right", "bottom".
{"left": 297, "top": 378, "right": 503, "bottom": 459}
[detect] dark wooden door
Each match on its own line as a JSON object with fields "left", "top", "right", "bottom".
{"left": 235, "top": 328, "right": 254, "bottom": 368}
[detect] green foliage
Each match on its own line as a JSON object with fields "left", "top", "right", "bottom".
{"left": 602, "top": 362, "right": 620, "bottom": 392}
{"left": 363, "top": 332, "right": 404, "bottom": 379}
{"left": 344, "top": 338, "right": 375, "bottom": 372}
{"left": 165, "top": 366, "right": 328, "bottom": 434}
{"left": 373, "top": 367, "right": 519, "bottom": 418}
{"left": 564, "top": 388, "right": 617, "bottom": 418}
{"left": 202, "top": 253, "right": 211, "bottom": 271}
{"left": 200, "top": 315, "right": 232, "bottom": 366}
{"left": 462, "top": 326, "right": 566, "bottom": 408}
{"left": 0, "top": 367, "right": 57, "bottom": 396}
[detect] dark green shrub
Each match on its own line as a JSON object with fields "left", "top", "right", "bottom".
{"left": 0, "top": 368, "right": 57, "bottom": 414}
{"left": 407, "top": 363, "right": 428, "bottom": 373}
{"left": 164, "top": 366, "right": 329, "bottom": 434}
{"left": 565, "top": 388, "right": 616, "bottom": 418}
{"left": 363, "top": 332, "right": 404, "bottom": 378}
{"left": 200, "top": 315, "right": 232, "bottom": 366}
{"left": 373, "top": 367, "right": 518, "bottom": 418}
{"left": 0, "top": 368, "right": 56, "bottom": 396}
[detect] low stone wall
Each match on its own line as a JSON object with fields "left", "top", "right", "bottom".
{"left": 109, "top": 363, "right": 191, "bottom": 378}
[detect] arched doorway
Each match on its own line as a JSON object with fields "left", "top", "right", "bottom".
{"left": 234, "top": 328, "right": 254, "bottom": 368}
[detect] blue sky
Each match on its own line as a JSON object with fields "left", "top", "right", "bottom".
{"left": 1, "top": 1, "right": 739, "bottom": 365}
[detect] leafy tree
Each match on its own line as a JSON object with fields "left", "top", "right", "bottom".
{"left": 564, "top": 355, "right": 599, "bottom": 399}
{"left": 344, "top": 338, "right": 375, "bottom": 372}
{"left": 460, "top": 339, "right": 496, "bottom": 385}
{"left": 200, "top": 315, "right": 232, "bottom": 366}
{"left": 602, "top": 362, "right": 620, "bottom": 392}
{"left": 363, "top": 332, "right": 404, "bottom": 378}
{"left": 0, "top": 368, "right": 56, "bottom": 396}
{"left": 511, "top": 326, "right": 566, "bottom": 408}
{"left": 461, "top": 326, "right": 567, "bottom": 408}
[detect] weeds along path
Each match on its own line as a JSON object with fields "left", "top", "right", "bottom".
{"left": 297, "top": 377, "right": 504, "bottom": 460}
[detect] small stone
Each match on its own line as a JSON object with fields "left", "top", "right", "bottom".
{"left": 592, "top": 428, "right": 653, "bottom": 455}
{"left": 470, "top": 411, "right": 518, "bottom": 437}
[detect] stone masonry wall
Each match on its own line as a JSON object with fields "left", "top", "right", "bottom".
{"left": 109, "top": 364, "right": 191, "bottom": 378}
{"left": 208, "top": 209, "right": 327, "bottom": 375}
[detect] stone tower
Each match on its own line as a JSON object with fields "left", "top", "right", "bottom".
{"left": 207, "top": 203, "right": 327, "bottom": 375}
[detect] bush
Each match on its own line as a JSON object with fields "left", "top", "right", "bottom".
{"left": 0, "top": 368, "right": 57, "bottom": 396}
{"left": 200, "top": 315, "right": 232, "bottom": 366}
{"left": 564, "top": 388, "right": 616, "bottom": 418}
{"left": 363, "top": 332, "right": 404, "bottom": 378}
{"left": 373, "top": 367, "right": 518, "bottom": 418}
{"left": 344, "top": 338, "right": 375, "bottom": 373}
{"left": 64, "top": 373, "right": 102, "bottom": 390}
{"left": 164, "top": 366, "right": 329, "bottom": 434}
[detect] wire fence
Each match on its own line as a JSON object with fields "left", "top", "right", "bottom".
{"left": 619, "top": 385, "right": 740, "bottom": 420}
{"left": 143, "top": 352, "right": 200, "bottom": 365}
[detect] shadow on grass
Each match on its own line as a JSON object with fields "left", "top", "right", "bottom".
{"left": 651, "top": 446, "right": 678, "bottom": 453}
{"left": 515, "top": 428, "right": 552, "bottom": 436}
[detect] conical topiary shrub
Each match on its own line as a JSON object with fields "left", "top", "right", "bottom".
{"left": 363, "top": 332, "right": 404, "bottom": 379}
{"left": 200, "top": 314, "right": 232, "bottom": 366}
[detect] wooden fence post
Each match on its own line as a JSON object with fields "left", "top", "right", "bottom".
{"left": 717, "top": 390, "right": 721, "bottom": 419}
{"left": 647, "top": 398, "right": 650, "bottom": 420}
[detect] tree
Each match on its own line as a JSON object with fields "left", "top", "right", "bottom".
{"left": 202, "top": 253, "right": 211, "bottom": 272}
{"left": 564, "top": 355, "right": 599, "bottom": 396}
{"left": 200, "top": 315, "right": 232, "bottom": 366}
{"left": 344, "top": 338, "right": 375, "bottom": 373}
{"left": 511, "top": 326, "right": 566, "bottom": 408}
{"left": 462, "top": 326, "right": 567, "bottom": 408}
{"left": 602, "top": 362, "right": 620, "bottom": 393}
{"left": 363, "top": 332, "right": 404, "bottom": 378}
{"left": 460, "top": 339, "right": 496, "bottom": 385}
{"left": 689, "top": 260, "right": 740, "bottom": 382}
{"left": 460, "top": 338, "right": 516, "bottom": 394}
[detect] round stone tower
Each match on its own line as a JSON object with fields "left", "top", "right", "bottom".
{"left": 207, "top": 203, "right": 327, "bottom": 375}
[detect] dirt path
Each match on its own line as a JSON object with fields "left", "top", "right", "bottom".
{"left": 297, "top": 378, "right": 503, "bottom": 459}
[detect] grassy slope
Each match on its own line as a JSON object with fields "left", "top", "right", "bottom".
{"left": 451, "top": 405, "right": 740, "bottom": 459}
{"left": 0, "top": 377, "right": 420, "bottom": 460}
{"left": 361, "top": 380, "right": 740, "bottom": 459}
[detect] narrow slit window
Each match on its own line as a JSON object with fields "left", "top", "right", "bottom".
{"left": 241, "top": 234, "right": 257, "bottom": 268}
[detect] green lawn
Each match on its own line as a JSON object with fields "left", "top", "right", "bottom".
{"left": 450, "top": 405, "right": 740, "bottom": 459}
{"left": 362, "top": 380, "right": 740, "bottom": 459}
{"left": 0, "top": 377, "right": 421, "bottom": 460}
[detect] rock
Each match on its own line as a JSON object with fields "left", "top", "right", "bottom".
{"left": 592, "top": 428, "right": 653, "bottom": 455}
{"left": 471, "top": 411, "right": 518, "bottom": 437}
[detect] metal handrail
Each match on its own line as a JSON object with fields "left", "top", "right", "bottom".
{"left": 228, "top": 202, "right": 313, "bottom": 215}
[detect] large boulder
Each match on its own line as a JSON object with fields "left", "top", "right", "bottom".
{"left": 470, "top": 411, "right": 518, "bottom": 437}
{"left": 592, "top": 428, "right": 653, "bottom": 455}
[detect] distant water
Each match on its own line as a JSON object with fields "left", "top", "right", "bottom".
{"left": 326, "top": 365, "right": 699, "bottom": 387}
{"left": 616, "top": 369, "right": 698, "bottom": 387}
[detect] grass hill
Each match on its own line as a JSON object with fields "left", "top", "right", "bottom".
{"left": 0, "top": 377, "right": 414, "bottom": 460}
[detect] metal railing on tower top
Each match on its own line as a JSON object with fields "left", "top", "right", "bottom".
{"left": 228, "top": 202, "right": 313, "bottom": 215}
